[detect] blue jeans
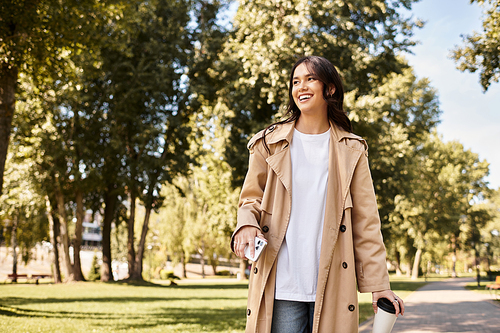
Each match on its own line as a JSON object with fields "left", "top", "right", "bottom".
{"left": 271, "top": 300, "right": 315, "bottom": 333}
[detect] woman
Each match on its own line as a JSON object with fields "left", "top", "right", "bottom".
{"left": 231, "top": 56, "right": 404, "bottom": 333}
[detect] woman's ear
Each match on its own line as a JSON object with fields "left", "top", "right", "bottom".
{"left": 328, "top": 85, "right": 336, "bottom": 96}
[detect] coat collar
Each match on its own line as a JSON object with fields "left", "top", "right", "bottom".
{"left": 265, "top": 120, "right": 364, "bottom": 147}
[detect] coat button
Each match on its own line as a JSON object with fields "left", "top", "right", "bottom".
{"left": 254, "top": 267, "right": 258, "bottom": 274}
{"left": 247, "top": 309, "right": 251, "bottom": 316}
{"left": 348, "top": 305, "right": 355, "bottom": 312}
{"left": 340, "top": 225, "right": 346, "bottom": 232}
{"left": 342, "top": 262, "right": 348, "bottom": 269}
{"left": 262, "top": 226, "right": 269, "bottom": 233}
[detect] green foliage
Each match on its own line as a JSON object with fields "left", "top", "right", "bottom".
{"left": 87, "top": 253, "right": 101, "bottom": 281}
{"left": 452, "top": 0, "right": 500, "bottom": 91}
{"left": 345, "top": 65, "right": 441, "bottom": 231}
{"left": 0, "top": 0, "right": 108, "bottom": 75}
{"left": 0, "top": 138, "right": 48, "bottom": 264}
{"left": 213, "top": 0, "right": 422, "bottom": 186}
{"left": 389, "top": 132, "right": 490, "bottom": 276}
{"left": 480, "top": 189, "right": 500, "bottom": 267}
{"left": 153, "top": 110, "right": 240, "bottom": 275}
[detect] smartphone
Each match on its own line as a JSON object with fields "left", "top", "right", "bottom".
{"left": 244, "top": 237, "right": 268, "bottom": 262}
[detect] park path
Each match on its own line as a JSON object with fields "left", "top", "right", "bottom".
{"left": 359, "top": 277, "right": 500, "bottom": 333}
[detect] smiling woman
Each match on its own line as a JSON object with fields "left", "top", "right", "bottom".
{"left": 230, "top": 56, "right": 404, "bottom": 333}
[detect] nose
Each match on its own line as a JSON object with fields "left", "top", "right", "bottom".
{"left": 296, "top": 81, "right": 307, "bottom": 91}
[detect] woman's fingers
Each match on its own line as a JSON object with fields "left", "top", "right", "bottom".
{"left": 233, "top": 226, "right": 261, "bottom": 258}
{"left": 372, "top": 290, "right": 405, "bottom": 316}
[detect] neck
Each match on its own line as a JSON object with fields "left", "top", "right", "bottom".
{"left": 295, "top": 113, "right": 330, "bottom": 134}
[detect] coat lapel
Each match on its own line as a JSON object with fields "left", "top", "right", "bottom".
{"left": 265, "top": 122, "right": 294, "bottom": 196}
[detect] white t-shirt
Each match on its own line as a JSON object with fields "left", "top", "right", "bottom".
{"left": 275, "top": 128, "right": 330, "bottom": 302}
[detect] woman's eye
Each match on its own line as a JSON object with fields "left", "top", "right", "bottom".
{"left": 293, "top": 80, "right": 299, "bottom": 85}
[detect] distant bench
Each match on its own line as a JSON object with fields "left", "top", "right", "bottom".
{"left": 7, "top": 274, "right": 52, "bottom": 284}
{"left": 486, "top": 276, "right": 500, "bottom": 299}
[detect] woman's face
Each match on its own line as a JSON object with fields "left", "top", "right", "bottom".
{"left": 292, "top": 63, "right": 331, "bottom": 116}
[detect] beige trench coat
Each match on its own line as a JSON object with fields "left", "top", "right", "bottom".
{"left": 231, "top": 121, "right": 390, "bottom": 333}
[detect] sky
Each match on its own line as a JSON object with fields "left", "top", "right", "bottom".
{"left": 403, "top": 0, "right": 500, "bottom": 189}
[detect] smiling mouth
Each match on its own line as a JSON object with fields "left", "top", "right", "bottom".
{"left": 299, "top": 94, "right": 312, "bottom": 102}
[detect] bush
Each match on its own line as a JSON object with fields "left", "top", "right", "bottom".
{"left": 216, "top": 270, "right": 232, "bottom": 276}
{"left": 160, "top": 270, "right": 180, "bottom": 285}
{"left": 88, "top": 253, "right": 101, "bottom": 281}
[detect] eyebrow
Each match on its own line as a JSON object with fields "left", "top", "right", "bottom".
{"left": 293, "top": 73, "right": 315, "bottom": 80}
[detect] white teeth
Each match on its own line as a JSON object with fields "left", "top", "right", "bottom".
{"left": 299, "top": 95, "right": 312, "bottom": 101}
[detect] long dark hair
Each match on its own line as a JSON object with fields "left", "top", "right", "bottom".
{"left": 262, "top": 56, "right": 352, "bottom": 153}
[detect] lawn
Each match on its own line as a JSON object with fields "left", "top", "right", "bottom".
{"left": 0, "top": 277, "right": 426, "bottom": 332}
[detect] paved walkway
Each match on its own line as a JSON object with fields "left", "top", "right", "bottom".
{"left": 359, "top": 278, "right": 500, "bottom": 333}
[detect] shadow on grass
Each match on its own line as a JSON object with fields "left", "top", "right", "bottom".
{"left": 0, "top": 304, "right": 247, "bottom": 331}
{"left": 109, "top": 280, "right": 249, "bottom": 290}
{"left": 112, "top": 307, "right": 246, "bottom": 331}
{"left": 0, "top": 294, "right": 247, "bottom": 307}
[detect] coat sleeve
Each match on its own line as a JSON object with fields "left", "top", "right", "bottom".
{"left": 350, "top": 147, "right": 391, "bottom": 293}
{"left": 230, "top": 140, "right": 268, "bottom": 253}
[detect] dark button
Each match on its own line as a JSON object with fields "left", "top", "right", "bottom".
{"left": 348, "top": 304, "right": 355, "bottom": 312}
{"left": 342, "top": 262, "right": 348, "bottom": 269}
{"left": 262, "top": 226, "right": 269, "bottom": 233}
{"left": 254, "top": 267, "right": 258, "bottom": 274}
{"left": 340, "top": 225, "right": 346, "bottom": 232}
{"left": 247, "top": 309, "right": 251, "bottom": 316}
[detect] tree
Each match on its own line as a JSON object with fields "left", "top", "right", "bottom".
{"left": 390, "top": 132, "right": 490, "bottom": 279}
{"left": 87, "top": 252, "right": 101, "bottom": 281}
{"left": 0, "top": 150, "right": 48, "bottom": 281}
{"left": 96, "top": 0, "right": 195, "bottom": 281}
{"left": 0, "top": 0, "right": 113, "bottom": 194}
{"left": 481, "top": 189, "right": 500, "bottom": 276}
{"left": 452, "top": 0, "right": 500, "bottom": 91}
{"left": 154, "top": 183, "right": 190, "bottom": 278}
{"left": 154, "top": 107, "right": 240, "bottom": 278}
{"left": 345, "top": 64, "right": 441, "bottom": 232}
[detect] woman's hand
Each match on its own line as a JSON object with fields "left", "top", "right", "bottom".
{"left": 372, "top": 290, "right": 405, "bottom": 316}
{"left": 233, "top": 226, "right": 266, "bottom": 259}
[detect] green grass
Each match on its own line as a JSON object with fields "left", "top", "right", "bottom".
{"left": 0, "top": 277, "right": 427, "bottom": 332}
{"left": 0, "top": 280, "right": 248, "bottom": 332}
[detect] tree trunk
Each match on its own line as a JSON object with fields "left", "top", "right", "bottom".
{"left": 0, "top": 64, "right": 17, "bottom": 195}
{"left": 10, "top": 214, "right": 18, "bottom": 282}
{"left": 46, "top": 197, "right": 62, "bottom": 283}
{"left": 130, "top": 205, "right": 152, "bottom": 280}
{"left": 394, "top": 249, "right": 402, "bottom": 276}
{"left": 72, "top": 190, "right": 85, "bottom": 281}
{"left": 127, "top": 190, "right": 136, "bottom": 278}
{"left": 451, "top": 234, "right": 457, "bottom": 278}
{"left": 54, "top": 183, "right": 74, "bottom": 282}
{"left": 200, "top": 240, "right": 206, "bottom": 278}
{"left": 411, "top": 248, "right": 423, "bottom": 280}
{"left": 211, "top": 259, "right": 218, "bottom": 276}
{"left": 101, "top": 187, "right": 117, "bottom": 282}
{"left": 180, "top": 253, "right": 186, "bottom": 278}
{"left": 238, "top": 258, "right": 246, "bottom": 281}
